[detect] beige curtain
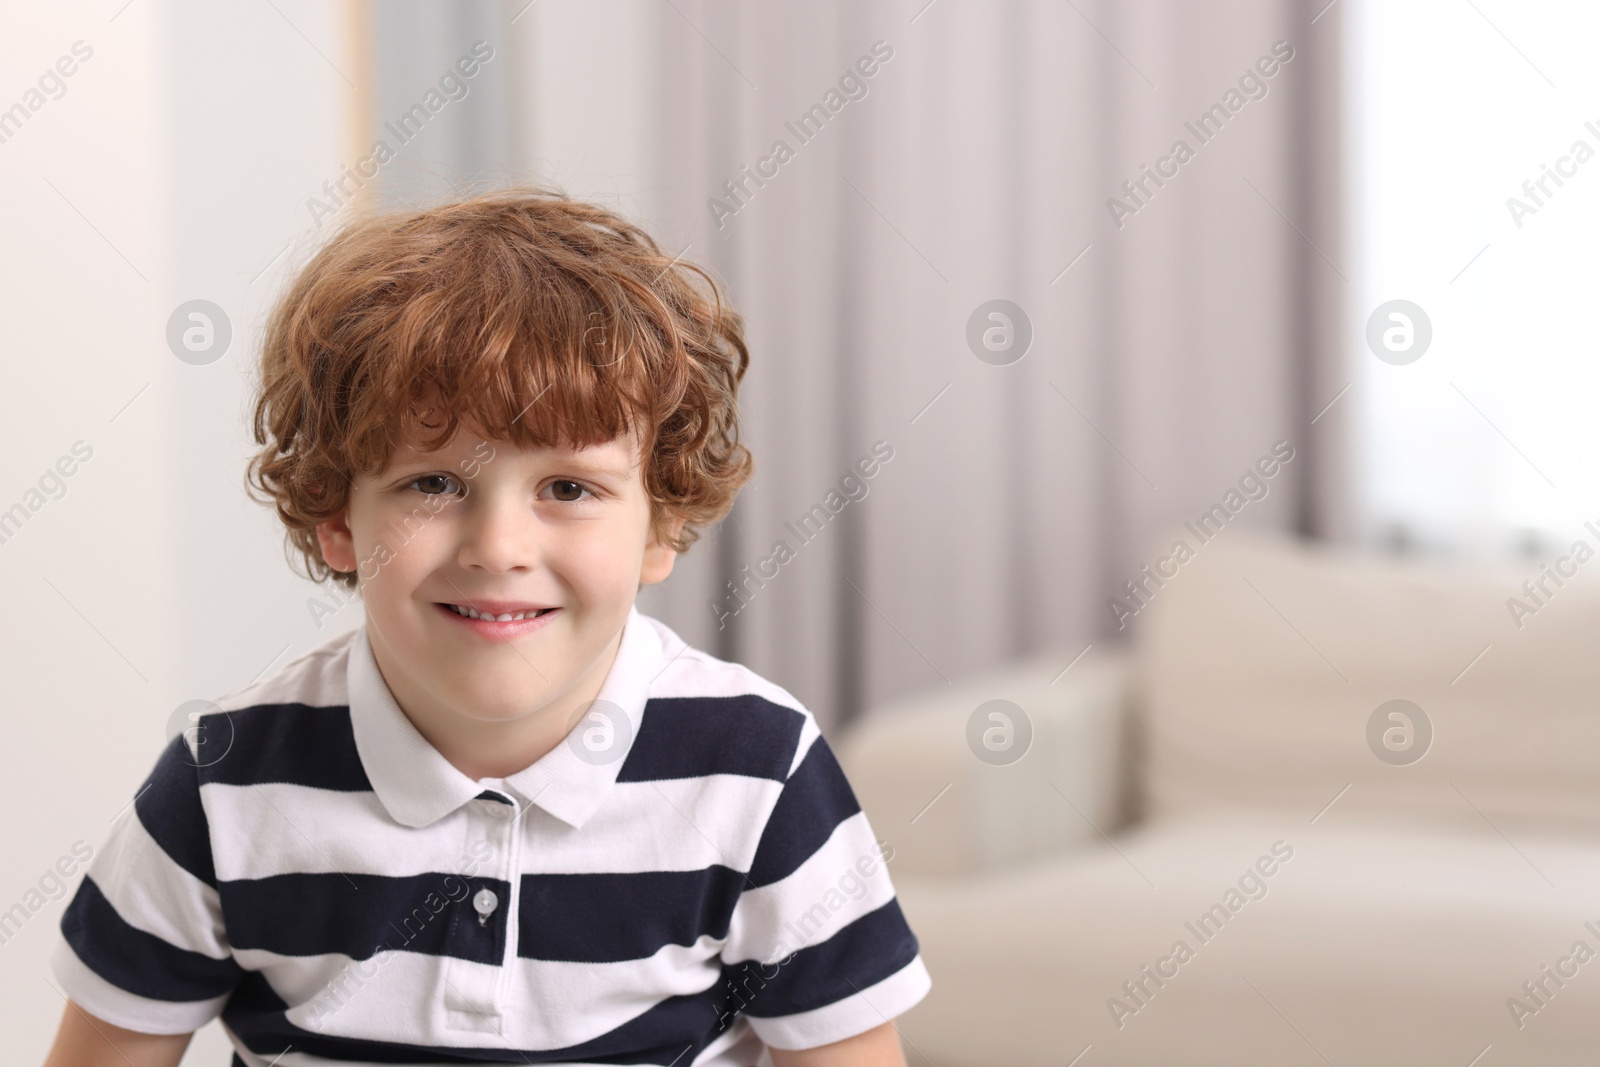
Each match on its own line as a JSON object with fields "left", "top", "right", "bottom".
{"left": 364, "top": 0, "right": 1348, "bottom": 734}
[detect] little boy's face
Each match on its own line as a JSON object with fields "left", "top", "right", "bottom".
{"left": 315, "top": 426, "right": 680, "bottom": 733}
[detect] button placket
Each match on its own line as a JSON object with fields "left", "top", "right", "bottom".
{"left": 497, "top": 797, "right": 525, "bottom": 998}
{"left": 442, "top": 797, "right": 518, "bottom": 1029}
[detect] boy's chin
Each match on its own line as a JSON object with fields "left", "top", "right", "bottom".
{"left": 443, "top": 681, "right": 559, "bottom": 723}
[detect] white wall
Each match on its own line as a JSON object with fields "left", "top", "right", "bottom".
{"left": 515, "top": 0, "right": 659, "bottom": 214}
{"left": 1, "top": 1, "right": 351, "bottom": 1061}
{"left": 3, "top": 5, "right": 671, "bottom": 1056}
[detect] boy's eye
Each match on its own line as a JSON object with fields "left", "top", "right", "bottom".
{"left": 545, "top": 479, "right": 592, "bottom": 502}
{"left": 408, "top": 473, "right": 465, "bottom": 496}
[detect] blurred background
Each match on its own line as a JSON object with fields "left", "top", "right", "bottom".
{"left": 7, "top": 0, "right": 1600, "bottom": 1063}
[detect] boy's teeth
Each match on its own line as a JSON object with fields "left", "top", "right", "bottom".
{"left": 446, "top": 604, "right": 546, "bottom": 622}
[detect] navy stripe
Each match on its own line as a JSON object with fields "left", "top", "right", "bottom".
{"left": 732, "top": 900, "right": 920, "bottom": 1020}
{"left": 199, "top": 703, "right": 371, "bottom": 792}
{"left": 619, "top": 696, "right": 803, "bottom": 783}
{"left": 223, "top": 969, "right": 735, "bottom": 1064}
{"left": 136, "top": 733, "right": 217, "bottom": 887}
{"left": 474, "top": 789, "right": 513, "bottom": 804}
{"left": 746, "top": 735, "right": 859, "bottom": 889}
{"left": 229, "top": 866, "right": 750, "bottom": 967}
{"left": 220, "top": 873, "right": 508, "bottom": 965}
{"left": 60, "top": 875, "right": 242, "bottom": 1002}
{"left": 517, "top": 867, "right": 747, "bottom": 963}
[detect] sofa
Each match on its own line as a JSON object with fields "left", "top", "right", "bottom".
{"left": 835, "top": 526, "right": 1600, "bottom": 1065}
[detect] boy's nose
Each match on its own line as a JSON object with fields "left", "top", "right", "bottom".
{"left": 456, "top": 498, "right": 539, "bottom": 573}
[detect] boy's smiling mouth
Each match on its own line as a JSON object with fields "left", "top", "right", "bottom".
{"left": 435, "top": 600, "right": 561, "bottom": 640}
{"left": 440, "top": 601, "right": 555, "bottom": 621}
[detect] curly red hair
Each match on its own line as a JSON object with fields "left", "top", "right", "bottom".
{"left": 246, "top": 186, "right": 754, "bottom": 591}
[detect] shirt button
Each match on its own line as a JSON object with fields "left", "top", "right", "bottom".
{"left": 473, "top": 888, "right": 498, "bottom": 924}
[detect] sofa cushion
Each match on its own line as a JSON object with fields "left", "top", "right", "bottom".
{"left": 892, "top": 814, "right": 1600, "bottom": 1066}
{"left": 835, "top": 651, "right": 1129, "bottom": 878}
{"left": 1134, "top": 525, "right": 1600, "bottom": 832}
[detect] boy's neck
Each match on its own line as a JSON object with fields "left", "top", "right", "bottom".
{"left": 369, "top": 624, "right": 626, "bottom": 782}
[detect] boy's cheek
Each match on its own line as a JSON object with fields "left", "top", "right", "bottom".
{"left": 562, "top": 535, "right": 653, "bottom": 600}
{"left": 346, "top": 513, "right": 438, "bottom": 592}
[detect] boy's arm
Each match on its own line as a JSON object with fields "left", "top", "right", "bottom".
{"left": 767, "top": 1020, "right": 908, "bottom": 1067}
{"left": 49, "top": 732, "right": 242, "bottom": 1061}
{"left": 40, "top": 999, "right": 192, "bottom": 1067}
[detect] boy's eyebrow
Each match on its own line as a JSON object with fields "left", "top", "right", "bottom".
{"left": 555, "top": 455, "right": 637, "bottom": 479}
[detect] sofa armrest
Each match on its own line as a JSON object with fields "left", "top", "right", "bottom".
{"left": 833, "top": 646, "right": 1133, "bottom": 879}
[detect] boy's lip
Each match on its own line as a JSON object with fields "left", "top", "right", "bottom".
{"left": 434, "top": 601, "right": 560, "bottom": 642}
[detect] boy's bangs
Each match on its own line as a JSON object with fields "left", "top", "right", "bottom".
{"left": 351, "top": 276, "right": 672, "bottom": 470}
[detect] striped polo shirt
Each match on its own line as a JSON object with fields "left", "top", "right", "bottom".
{"left": 52, "top": 605, "right": 930, "bottom": 1065}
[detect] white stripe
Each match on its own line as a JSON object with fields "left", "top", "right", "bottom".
{"left": 257, "top": 1056, "right": 738, "bottom": 1067}
{"left": 744, "top": 954, "right": 932, "bottom": 1051}
{"left": 206, "top": 782, "right": 450, "bottom": 881}
{"left": 231, "top": 935, "right": 727, "bottom": 1051}
{"left": 50, "top": 937, "right": 228, "bottom": 1035}
{"left": 789, "top": 716, "right": 822, "bottom": 779}
{"left": 207, "top": 775, "right": 781, "bottom": 881}
{"left": 722, "top": 811, "right": 896, "bottom": 965}
{"left": 689, "top": 1015, "right": 766, "bottom": 1066}
{"left": 588, "top": 776, "right": 780, "bottom": 873}
{"left": 85, "top": 802, "right": 230, "bottom": 957}
{"left": 250, "top": 1030, "right": 763, "bottom": 1067}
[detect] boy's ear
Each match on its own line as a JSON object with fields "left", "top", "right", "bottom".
{"left": 640, "top": 512, "right": 687, "bottom": 586}
{"left": 314, "top": 510, "right": 358, "bottom": 575}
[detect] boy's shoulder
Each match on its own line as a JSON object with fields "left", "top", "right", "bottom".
{"left": 173, "top": 626, "right": 358, "bottom": 771}
{"left": 640, "top": 612, "right": 807, "bottom": 711}
{"left": 635, "top": 612, "right": 823, "bottom": 781}
{"left": 213, "top": 625, "right": 357, "bottom": 716}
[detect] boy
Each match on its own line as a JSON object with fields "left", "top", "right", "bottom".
{"left": 43, "top": 188, "right": 929, "bottom": 1066}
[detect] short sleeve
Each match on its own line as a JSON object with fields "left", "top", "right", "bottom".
{"left": 52, "top": 732, "right": 243, "bottom": 1034}
{"left": 718, "top": 727, "right": 932, "bottom": 1050}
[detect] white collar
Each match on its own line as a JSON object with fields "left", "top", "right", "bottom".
{"left": 345, "top": 605, "right": 662, "bottom": 830}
